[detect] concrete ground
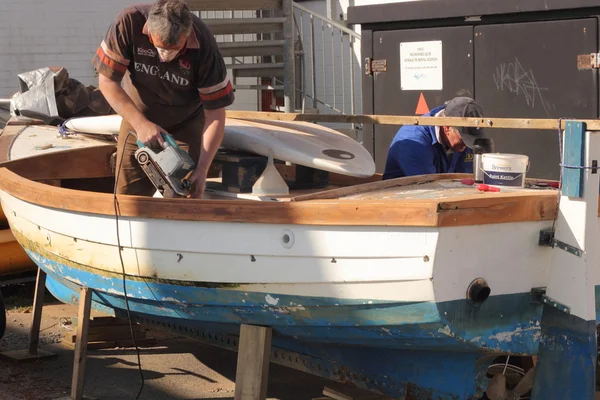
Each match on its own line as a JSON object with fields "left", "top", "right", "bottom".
{"left": 0, "top": 284, "right": 369, "bottom": 400}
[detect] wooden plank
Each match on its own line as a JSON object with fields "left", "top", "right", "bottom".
{"left": 234, "top": 324, "right": 273, "bottom": 400}
{"left": 291, "top": 173, "right": 470, "bottom": 201}
{"left": 28, "top": 268, "right": 47, "bottom": 355}
{"left": 187, "top": 0, "right": 282, "bottom": 11}
{"left": 0, "top": 126, "right": 26, "bottom": 163}
{"left": 0, "top": 167, "right": 566, "bottom": 227}
{"left": 437, "top": 194, "right": 558, "bottom": 227}
{"left": 0, "top": 167, "right": 440, "bottom": 226}
{"left": 5, "top": 116, "right": 46, "bottom": 126}
{"left": 71, "top": 286, "right": 92, "bottom": 400}
{"left": 0, "top": 144, "right": 115, "bottom": 181}
{"left": 226, "top": 111, "right": 600, "bottom": 131}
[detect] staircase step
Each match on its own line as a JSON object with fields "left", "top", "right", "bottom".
{"left": 228, "top": 63, "right": 284, "bottom": 78}
{"left": 205, "top": 18, "right": 286, "bottom": 35}
{"left": 233, "top": 84, "right": 284, "bottom": 90}
{"left": 188, "top": 0, "right": 282, "bottom": 11}
{"left": 219, "top": 40, "right": 284, "bottom": 57}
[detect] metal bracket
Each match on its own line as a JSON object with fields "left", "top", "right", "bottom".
{"left": 530, "top": 287, "right": 571, "bottom": 314}
{"left": 554, "top": 239, "right": 583, "bottom": 257}
{"left": 543, "top": 295, "right": 571, "bottom": 314}
{"left": 364, "top": 58, "right": 387, "bottom": 75}
{"left": 577, "top": 53, "right": 600, "bottom": 70}
{"left": 538, "top": 229, "right": 583, "bottom": 257}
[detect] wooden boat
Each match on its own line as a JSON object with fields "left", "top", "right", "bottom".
{"left": 0, "top": 121, "right": 115, "bottom": 279}
{"left": 0, "top": 116, "right": 598, "bottom": 399}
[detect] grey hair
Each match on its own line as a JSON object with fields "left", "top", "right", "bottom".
{"left": 147, "top": 0, "right": 193, "bottom": 46}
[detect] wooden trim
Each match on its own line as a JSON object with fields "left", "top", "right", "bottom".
{"left": 0, "top": 144, "right": 116, "bottom": 181}
{"left": 437, "top": 195, "right": 558, "bottom": 227}
{"left": 226, "top": 111, "right": 600, "bottom": 131}
{"left": 0, "top": 126, "right": 27, "bottom": 163}
{"left": 0, "top": 168, "right": 439, "bottom": 226}
{"left": 291, "top": 173, "right": 470, "bottom": 201}
{"left": 0, "top": 168, "right": 561, "bottom": 227}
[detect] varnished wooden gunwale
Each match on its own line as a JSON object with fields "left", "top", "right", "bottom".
{"left": 226, "top": 111, "right": 600, "bottom": 131}
{"left": 0, "top": 167, "right": 559, "bottom": 227}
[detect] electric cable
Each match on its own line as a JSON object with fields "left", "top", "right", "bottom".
{"left": 113, "top": 131, "right": 145, "bottom": 399}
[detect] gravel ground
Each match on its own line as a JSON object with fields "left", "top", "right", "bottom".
{"left": 0, "top": 283, "right": 374, "bottom": 400}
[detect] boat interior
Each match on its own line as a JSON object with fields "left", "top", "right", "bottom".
{"left": 0, "top": 123, "right": 575, "bottom": 228}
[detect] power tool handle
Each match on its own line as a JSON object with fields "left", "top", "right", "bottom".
{"left": 161, "top": 133, "right": 178, "bottom": 149}
{"left": 134, "top": 131, "right": 177, "bottom": 150}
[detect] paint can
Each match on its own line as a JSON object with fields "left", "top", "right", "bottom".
{"left": 481, "top": 153, "right": 529, "bottom": 188}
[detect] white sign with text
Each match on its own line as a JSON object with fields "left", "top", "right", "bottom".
{"left": 400, "top": 40, "right": 443, "bottom": 91}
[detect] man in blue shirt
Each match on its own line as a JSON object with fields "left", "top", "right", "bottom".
{"left": 382, "top": 96, "right": 486, "bottom": 180}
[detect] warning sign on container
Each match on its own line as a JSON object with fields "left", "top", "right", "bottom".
{"left": 400, "top": 40, "right": 443, "bottom": 91}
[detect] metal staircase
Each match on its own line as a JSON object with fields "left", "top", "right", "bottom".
{"left": 187, "top": 0, "right": 362, "bottom": 127}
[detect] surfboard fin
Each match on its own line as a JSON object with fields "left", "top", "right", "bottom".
{"left": 252, "top": 150, "right": 289, "bottom": 197}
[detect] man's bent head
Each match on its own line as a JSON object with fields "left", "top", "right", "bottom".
{"left": 148, "top": 0, "right": 193, "bottom": 61}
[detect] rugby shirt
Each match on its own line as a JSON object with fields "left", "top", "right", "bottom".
{"left": 92, "top": 4, "right": 234, "bottom": 127}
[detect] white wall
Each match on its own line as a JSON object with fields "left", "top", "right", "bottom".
{"left": 0, "top": 1, "right": 255, "bottom": 111}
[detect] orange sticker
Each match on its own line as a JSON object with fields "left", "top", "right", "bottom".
{"left": 415, "top": 93, "right": 430, "bottom": 115}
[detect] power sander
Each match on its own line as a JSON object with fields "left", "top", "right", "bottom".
{"left": 134, "top": 132, "right": 195, "bottom": 198}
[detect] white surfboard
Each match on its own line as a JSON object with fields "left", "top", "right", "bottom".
{"left": 64, "top": 115, "right": 122, "bottom": 136}
{"left": 64, "top": 115, "right": 376, "bottom": 178}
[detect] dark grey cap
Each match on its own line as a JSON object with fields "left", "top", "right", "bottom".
{"left": 444, "top": 97, "right": 486, "bottom": 148}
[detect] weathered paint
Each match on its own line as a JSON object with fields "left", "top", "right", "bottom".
{"left": 530, "top": 306, "right": 597, "bottom": 399}
{"left": 34, "top": 249, "right": 543, "bottom": 355}
{"left": 45, "top": 274, "right": 493, "bottom": 400}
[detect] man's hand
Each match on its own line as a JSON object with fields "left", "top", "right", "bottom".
{"left": 134, "top": 120, "right": 167, "bottom": 148}
{"left": 98, "top": 75, "right": 166, "bottom": 147}
{"left": 188, "top": 171, "right": 207, "bottom": 199}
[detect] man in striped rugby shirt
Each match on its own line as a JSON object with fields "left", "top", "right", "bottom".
{"left": 92, "top": 0, "right": 234, "bottom": 198}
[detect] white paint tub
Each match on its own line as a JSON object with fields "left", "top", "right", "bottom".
{"left": 481, "top": 153, "right": 529, "bottom": 188}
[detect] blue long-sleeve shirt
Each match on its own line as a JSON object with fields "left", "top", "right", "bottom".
{"left": 382, "top": 106, "right": 474, "bottom": 180}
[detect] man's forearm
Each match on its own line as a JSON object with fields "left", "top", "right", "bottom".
{"left": 197, "top": 108, "right": 226, "bottom": 175}
{"left": 98, "top": 75, "right": 147, "bottom": 129}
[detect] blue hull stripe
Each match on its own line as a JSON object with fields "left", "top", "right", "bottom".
{"left": 32, "top": 249, "right": 544, "bottom": 355}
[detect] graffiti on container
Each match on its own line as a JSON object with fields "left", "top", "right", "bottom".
{"left": 493, "top": 57, "right": 551, "bottom": 116}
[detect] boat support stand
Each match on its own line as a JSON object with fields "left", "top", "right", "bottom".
{"left": 0, "top": 268, "right": 56, "bottom": 362}
{"left": 234, "top": 324, "right": 273, "bottom": 400}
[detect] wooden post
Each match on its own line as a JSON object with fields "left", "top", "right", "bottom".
{"left": 71, "top": 286, "right": 92, "bottom": 400}
{"left": 28, "top": 267, "right": 47, "bottom": 354}
{"left": 0, "top": 267, "right": 55, "bottom": 361}
{"left": 234, "top": 324, "right": 273, "bottom": 400}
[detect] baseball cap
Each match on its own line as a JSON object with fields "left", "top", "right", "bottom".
{"left": 444, "top": 97, "right": 486, "bottom": 149}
